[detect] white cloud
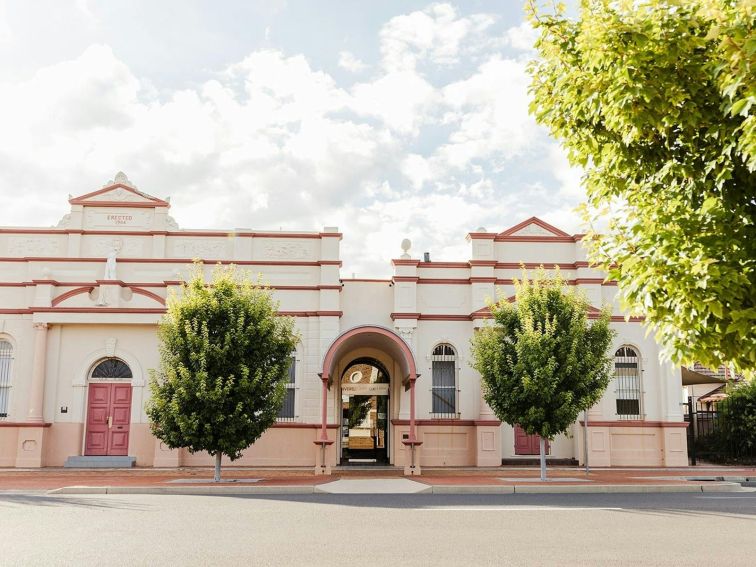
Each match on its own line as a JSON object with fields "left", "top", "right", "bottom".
{"left": 548, "top": 144, "right": 585, "bottom": 199}
{"left": 379, "top": 3, "right": 496, "bottom": 72}
{"left": 0, "top": 4, "right": 577, "bottom": 277}
{"left": 505, "top": 21, "right": 538, "bottom": 52}
{"left": 338, "top": 51, "right": 368, "bottom": 73}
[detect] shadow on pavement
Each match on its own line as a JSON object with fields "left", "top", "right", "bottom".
{"left": 203, "top": 491, "right": 756, "bottom": 517}
{"left": 0, "top": 494, "right": 152, "bottom": 510}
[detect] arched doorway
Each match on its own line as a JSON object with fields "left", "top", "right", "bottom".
{"left": 316, "top": 325, "right": 422, "bottom": 473}
{"left": 340, "top": 358, "right": 390, "bottom": 465}
{"left": 84, "top": 358, "right": 133, "bottom": 456}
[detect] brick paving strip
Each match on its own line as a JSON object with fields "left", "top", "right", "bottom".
{"left": 1, "top": 466, "right": 754, "bottom": 494}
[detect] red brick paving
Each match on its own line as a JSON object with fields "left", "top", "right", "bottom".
{"left": 0, "top": 466, "right": 753, "bottom": 491}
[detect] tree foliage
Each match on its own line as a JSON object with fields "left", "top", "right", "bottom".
{"left": 527, "top": 0, "right": 756, "bottom": 378}
{"left": 470, "top": 269, "right": 615, "bottom": 441}
{"left": 147, "top": 264, "right": 299, "bottom": 471}
{"left": 716, "top": 379, "right": 756, "bottom": 460}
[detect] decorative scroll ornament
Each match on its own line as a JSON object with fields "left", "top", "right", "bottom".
{"left": 262, "top": 242, "right": 309, "bottom": 259}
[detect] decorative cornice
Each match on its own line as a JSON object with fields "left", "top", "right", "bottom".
{"left": 580, "top": 420, "right": 688, "bottom": 428}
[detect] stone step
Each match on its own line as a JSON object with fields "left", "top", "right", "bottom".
{"left": 64, "top": 456, "right": 136, "bottom": 468}
{"left": 501, "top": 457, "right": 579, "bottom": 467}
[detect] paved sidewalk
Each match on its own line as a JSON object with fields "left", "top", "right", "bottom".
{"left": 1, "top": 465, "right": 754, "bottom": 494}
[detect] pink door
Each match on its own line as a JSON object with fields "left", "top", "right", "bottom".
{"left": 85, "top": 383, "right": 132, "bottom": 456}
{"left": 514, "top": 425, "right": 550, "bottom": 455}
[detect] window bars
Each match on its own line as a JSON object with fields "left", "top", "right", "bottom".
{"left": 0, "top": 340, "right": 12, "bottom": 419}
{"left": 614, "top": 346, "right": 642, "bottom": 419}
{"left": 91, "top": 358, "right": 132, "bottom": 379}
{"left": 431, "top": 343, "right": 458, "bottom": 418}
{"left": 278, "top": 356, "right": 296, "bottom": 421}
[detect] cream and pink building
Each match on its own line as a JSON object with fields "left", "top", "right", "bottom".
{"left": 0, "top": 173, "right": 689, "bottom": 471}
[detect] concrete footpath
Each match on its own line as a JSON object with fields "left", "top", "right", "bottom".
{"left": 1, "top": 465, "right": 755, "bottom": 495}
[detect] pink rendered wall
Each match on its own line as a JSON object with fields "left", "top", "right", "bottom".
{"left": 393, "top": 424, "right": 477, "bottom": 467}
{"left": 0, "top": 428, "right": 19, "bottom": 467}
{"left": 42, "top": 423, "right": 83, "bottom": 466}
{"left": 180, "top": 426, "right": 337, "bottom": 467}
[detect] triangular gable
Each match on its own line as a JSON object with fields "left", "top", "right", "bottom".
{"left": 69, "top": 173, "right": 169, "bottom": 208}
{"left": 470, "top": 297, "right": 517, "bottom": 319}
{"left": 498, "top": 217, "right": 570, "bottom": 238}
{"left": 472, "top": 300, "right": 605, "bottom": 319}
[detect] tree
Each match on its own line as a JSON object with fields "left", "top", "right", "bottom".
{"left": 147, "top": 264, "right": 299, "bottom": 482}
{"left": 527, "top": 0, "right": 756, "bottom": 378}
{"left": 471, "top": 268, "right": 615, "bottom": 480}
{"left": 714, "top": 379, "right": 756, "bottom": 462}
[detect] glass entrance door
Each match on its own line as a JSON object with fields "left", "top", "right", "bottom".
{"left": 341, "top": 394, "right": 388, "bottom": 464}
{"left": 339, "top": 358, "right": 391, "bottom": 466}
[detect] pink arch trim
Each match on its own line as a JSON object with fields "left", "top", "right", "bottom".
{"left": 51, "top": 286, "right": 95, "bottom": 307}
{"left": 321, "top": 325, "right": 417, "bottom": 380}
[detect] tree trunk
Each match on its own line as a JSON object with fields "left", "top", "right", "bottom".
{"left": 539, "top": 437, "right": 547, "bottom": 481}
{"left": 214, "top": 452, "right": 222, "bottom": 482}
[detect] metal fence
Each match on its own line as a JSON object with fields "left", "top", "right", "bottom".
{"left": 684, "top": 397, "right": 756, "bottom": 465}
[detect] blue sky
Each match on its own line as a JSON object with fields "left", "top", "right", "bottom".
{"left": 0, "top": 1, "right": 584, "bottom": 276}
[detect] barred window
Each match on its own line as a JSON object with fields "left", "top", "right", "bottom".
{"left": 615, "top": 346, "right": 642, "bottom": 419}
{"left": 0, "top": 339, "right": 12, "bottom": 419}
{"left": 432, "top": 343, "right": 457, "bottom": 417}
{"left": 278, "top": 356, "right": 296, "bottom": 420}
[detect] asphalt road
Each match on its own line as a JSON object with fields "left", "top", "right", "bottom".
{"left": 1, "top": 491, "right": 754, "bottom": 566}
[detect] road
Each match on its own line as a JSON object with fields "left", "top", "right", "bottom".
{"left": 1, "top": 491, "right": 754, "bottom": 566}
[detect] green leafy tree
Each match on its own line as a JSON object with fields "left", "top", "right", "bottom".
{"left": 471, "top": 269, "right": 615, "bottom": 479}
{"left": 147, "top": 264, "right": 299, "bottom": 481}
{"left": 715, "top": 380, "right": 756, "bottom": 462}
{"left": 527, "top": 0, "right": 756, "bottom": 378}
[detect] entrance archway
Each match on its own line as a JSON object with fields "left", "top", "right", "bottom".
{"left": 316, "top": 325, "right": 422, "bottom": 473}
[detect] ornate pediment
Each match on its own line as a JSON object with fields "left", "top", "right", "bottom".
{"left": 69, "top": 172, "right": 169, "bottom": 208}
{"left": 498, "top": 217, "right": 571, "bottom": 239}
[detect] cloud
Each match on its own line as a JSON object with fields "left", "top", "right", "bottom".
{"left": 0, "top": 4, "right": 581, "bottom": 277}
{"left": 379, "top": 3, "right": 496, "bottom": 72}
{"left": 505, "top": 21, "right": 538, "bottom": 52}
{"left": 338, "top": 51, "right": 368, "bottom": 73}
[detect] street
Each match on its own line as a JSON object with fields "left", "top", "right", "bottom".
{"left": 1, "top": 491, "right": 754, "bottom": 566}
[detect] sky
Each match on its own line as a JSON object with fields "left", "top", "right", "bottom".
{"left": 0, "top": 0, "right": 584, "bottom": 277}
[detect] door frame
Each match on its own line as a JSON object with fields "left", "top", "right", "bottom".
{"left": 340, "top": 393, "right": 390, "bottom": 464}
{"left": 82, "top": 380, "right": 133, "bottom": 457}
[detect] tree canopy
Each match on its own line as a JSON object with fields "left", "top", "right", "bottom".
{"left": 471, "top": 268, "right": 615, "bottom": 478}
{"left": 528, "top": 0, "right": 756, "bottom": 378}
{"left": 147, "top": 264, "right": 299, "bottom": 480}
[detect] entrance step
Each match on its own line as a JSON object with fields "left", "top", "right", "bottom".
{"left": 64, "top": 456, "right": 136, "bottom": 468}
{"left": 502, "top": 457, "right": 579, "bottom": 466}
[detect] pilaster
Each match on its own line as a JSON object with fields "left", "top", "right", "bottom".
{"left": 28, "top": 323, "right": 49, "bottom": 423}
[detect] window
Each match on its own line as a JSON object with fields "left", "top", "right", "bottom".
{"left": 432, "top": 344, "right": 457, "bottom": 416}
{"left": 278, "top": 356, "right": 296, "bottom": 420}
{"left": 0, "top": 339, "right": 12, "bottom": 419}
{"left": 91, "top": 358, "right": 132, "bottom": 379}
{"left": 614, "top": 346, "right": 642, "bottom": 419}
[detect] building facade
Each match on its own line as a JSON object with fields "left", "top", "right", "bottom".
{"left": 0, "top": 174, "right": 689, "bottom": 470}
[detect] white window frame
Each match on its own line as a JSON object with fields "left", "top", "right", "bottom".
{"left": 430, "top": 343, "right": 459, "bottom": 418}
{"left": 0, "top": 338, "right": 14, "bottom": 420}
{"left": 614, "top": 345, "right": 643, "bottom": 420}
{"left": 277, "top": 354, "right": 297, "bottom": 421}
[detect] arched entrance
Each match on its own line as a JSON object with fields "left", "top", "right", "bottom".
{"left": 316, "top": 325, "right": 422, "bottom": 474}
{"left": 84, "top": 358, "right": 133, "bottom": 456}
{"left": 340, "top": 358, "right": 390, "bottom": 465}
